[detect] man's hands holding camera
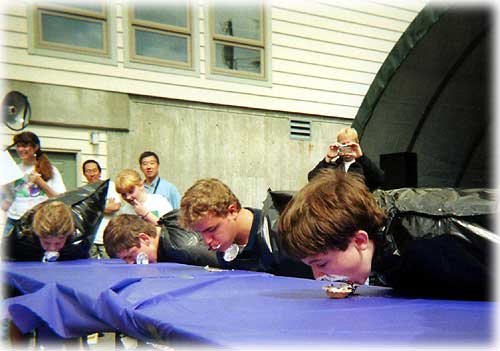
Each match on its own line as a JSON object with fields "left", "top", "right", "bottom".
{"left": 325, "top": 142, "right": 363, "bottom": 163}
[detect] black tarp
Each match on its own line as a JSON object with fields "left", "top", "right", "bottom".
{"left": 265, "top": 186, "right": 498, "bottom": 263}
{"left": 352, "top": 4, "right": 493, "bottom": 189}
{"left": 372, "top": 187, "right": 498, "bottom": 254}
{"left": 2, "top": 180, "right": 108, "bottom": 261}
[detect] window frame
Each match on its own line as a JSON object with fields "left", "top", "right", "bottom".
{"left": 32, "top": 2, "right": 110, "bottom": 57}
{"left": 29, "top": 1, "right": 116, "bottom": 65}
{"left": 208, "top": 2, "right": 267, "bottom": 80}
{"left": 127, "top": 2, "right": 194, "bottom": 70}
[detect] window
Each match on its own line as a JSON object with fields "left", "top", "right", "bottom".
{"left": 209, "top": 2, "right": 266, "bottom": 80}
{"left": 32, "top": 1, "right": 110, "bottom": 58}
{"left": 128, "top": 1, "right": 193, "bottom": 69}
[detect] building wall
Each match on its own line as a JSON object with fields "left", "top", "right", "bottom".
{"left": 0, "top": 81, "right": 348, "bottom": 207}
{"left": 1, "top": 1, "right": 426, "bottom": 118}
{"left": 109, "top": 96, "right": 350, "bottom": 207}
{"left": 0, "top": 0, "right": 426, "bottom": 208}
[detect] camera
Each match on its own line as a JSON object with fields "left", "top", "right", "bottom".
{"left": 339, "top": 144, "right": 351, "bottom": 153}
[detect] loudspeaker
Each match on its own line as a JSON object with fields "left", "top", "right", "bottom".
{"left": 2, "top": 91, "right": 31, "bottom": 131}
{"left": 380, "top": 152, "right": 417, "bottom": 189}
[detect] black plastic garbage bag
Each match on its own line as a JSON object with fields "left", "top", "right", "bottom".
{"left": 1, "top": 180, "right": 109, "bottom": 261}
{"left": 372, "top": 187, "right": 499, "bottom": 255}
{"left": 157, "top": 209, "right": 220, "bottom": 267}
{"left": 371, "top": 187, "right": 497, "bottom": 299}
{"left": 264, "top": 187, "right": 498, "bottom": 254}
{"left": 260, "top": 189, "right": 313, "bottom": 278}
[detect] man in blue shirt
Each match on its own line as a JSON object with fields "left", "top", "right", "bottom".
{"left": 139, "top": 151, "right": 180, "bottom": 209}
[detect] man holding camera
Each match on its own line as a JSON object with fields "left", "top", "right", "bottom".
{"left": 307, "top": 127, "right": 384, "bottom": 190}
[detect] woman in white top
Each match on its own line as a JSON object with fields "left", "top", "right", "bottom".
{"left": 2, "top": 131, "right": 66, "bottom": 235}
{"left": 115, "top": 169, "right": 172, "bottom": 225}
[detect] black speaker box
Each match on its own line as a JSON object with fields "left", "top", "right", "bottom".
{"left": 380, "top": 152, "right": 417, "bottom": 189}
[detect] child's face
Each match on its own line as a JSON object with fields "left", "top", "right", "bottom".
{"left": 120, "top": 185, "right": 143, "bottom": 204}
{"left": 115, "top": 234, "right": 158, "bottom": 264}
{"left": 302, "top": 236, "right": 371, "bottom": 284}
{"left": 192, "top": 211, "right": 239, "bottom": 252}
{"left": 39, "top": 235, "right": 68, "bottom": 252}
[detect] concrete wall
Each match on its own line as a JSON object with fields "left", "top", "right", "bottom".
{"left": 2, "top": 80, "right": 129, "bottom": 130}
{"left": 1, "top": 80, "right": 348, "bottom": 208}
{"left": 109, "top": 95, "right": 349, "bottom": 207}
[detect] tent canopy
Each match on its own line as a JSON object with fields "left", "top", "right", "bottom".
{"left": 353, "top": 5, "right": 492, "bottom": 189}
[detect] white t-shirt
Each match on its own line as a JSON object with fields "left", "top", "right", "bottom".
{"left": 119, "top": 193, "right": 172, "bottom": 219}
{"left": 343, "top": 159, "right": 356, "bottom": 172}
{"left": 93, "top": 180, "right": 121, "bottom": 245}
{"left": 7, "top": 163, "right": 66, "bottom": 220}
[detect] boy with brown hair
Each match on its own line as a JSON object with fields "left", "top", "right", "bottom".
{"left": 279, "top": 169, "right": 492, "bottom": 300}
{"left": 103, "top": 212, "right": 219, "bottom": 266}
{"left": 179, "top": 178, "right": 312, "bottom": 278}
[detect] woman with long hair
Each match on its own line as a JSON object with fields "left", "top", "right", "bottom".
{"left": 2, "top": 131, "right": 66, "bottom": 235}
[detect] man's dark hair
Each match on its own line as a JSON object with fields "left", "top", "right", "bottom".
{"left": 139, "top": 151, "right": 160, "bottom": 164}
{"left": 82, "top": 159, "right": 101, "bottom": 173}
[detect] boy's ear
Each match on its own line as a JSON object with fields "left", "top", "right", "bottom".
{"left": 138, "top": 232, "right": 151, "bottom": 244}
{"left": 353, "top": 230, "right": 369, "bottom": 250}
{"left": 227, "top": 203, "right": 239, "bottom": 215}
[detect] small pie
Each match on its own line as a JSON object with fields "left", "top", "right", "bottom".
{"left": 323, "top": 283, "right": 353, "bottom": 299}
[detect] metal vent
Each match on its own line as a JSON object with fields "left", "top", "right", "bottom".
{"left": 289, "top": 119, "right": 311, "bottom": 140}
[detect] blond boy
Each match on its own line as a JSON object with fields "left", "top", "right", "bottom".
{"left": 115, "top": 169, "right": 172, "bottom": 225}
{"left": 308, "top": 127, "right": 384, "bottom": 190}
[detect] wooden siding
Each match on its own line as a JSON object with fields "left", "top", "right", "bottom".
{"left": 0, "top": 0, "right": 426, "bottom": 120}
{"left": 0, "top": 1, "right": 426, "bottom": 209}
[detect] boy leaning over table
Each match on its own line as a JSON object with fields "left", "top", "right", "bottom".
{"left": 2, "top": 200, "right": 94, "bottom": 347}
{"left": 2, "top": 200, "right": 95, "bottom": 262}
{"left": 103, "top": 211, "right": 219, "bottom": 267}
{"left": 178, "top": 178, "right": 312, "bottom": 279}
{"left": 32, "top": 201, "right": 74, "bottom": 254}
{"left": 278, "top": 168, "right": 493, "bottom": 300}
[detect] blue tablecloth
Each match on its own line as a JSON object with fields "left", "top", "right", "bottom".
{"left": 2, "top": 259, "right": 495, "bottom": 348}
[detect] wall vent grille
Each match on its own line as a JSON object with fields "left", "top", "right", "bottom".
{"left": 289, "top": 119, "right": 311, "bottom": 140}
